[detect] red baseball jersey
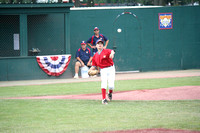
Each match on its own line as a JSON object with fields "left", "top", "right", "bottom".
{"left": 92, "top": 49, "right": 114, "bottom": 69}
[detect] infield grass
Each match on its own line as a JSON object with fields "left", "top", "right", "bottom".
{"left": 0, "top": 76, "right": 200, "bottom": 98}
{"left": 0, "top": 100, "right": 200, "bottom": 133}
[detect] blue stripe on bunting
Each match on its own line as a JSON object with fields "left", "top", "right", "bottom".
{"left": 43, "top": 56, "right": 67, "bottom": 69}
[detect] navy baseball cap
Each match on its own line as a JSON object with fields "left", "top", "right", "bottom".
{"left": 81, "top": 41, "right": 86, "bottom": 45}
{"left": 94, "top": 27, "right": 99, "bottom": 31}
{"left": 96, "top": 39, "right": 104, "bottom": 45}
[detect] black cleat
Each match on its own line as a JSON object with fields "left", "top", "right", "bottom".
{"left": 108, "top": 93, "right": 112, "bottom": 101}
{"left": 102, "top": 99, "right": 108, "bottom": 105}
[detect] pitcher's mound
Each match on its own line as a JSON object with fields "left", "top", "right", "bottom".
{"left": 111, "top": 86, "right": 200, "bottom": 101}
{"left": 4, "top": 86, "right": 200, "bottom": 100}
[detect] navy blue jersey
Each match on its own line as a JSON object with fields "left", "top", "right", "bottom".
{"left": 76, "top": 48, "right": 92, "bottom": 65}
{"left": 86, "top": 34, "right": 108, "bottom": 53}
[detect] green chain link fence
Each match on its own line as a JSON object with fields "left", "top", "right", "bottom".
{"left": 0, "top": 14, "right": 67, "bottom": 57}
{"left": 0, "top": 15, "right": 20, "bottom": 57}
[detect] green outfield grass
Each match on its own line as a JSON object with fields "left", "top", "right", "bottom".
{"left": 0, "top": 76, "right": 200, "bottom": 98}
{"left": 0, "top": 76, "right": 200, "bottom": 132}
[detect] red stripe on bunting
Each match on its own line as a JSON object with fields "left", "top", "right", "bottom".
{"left": 36, "top": 55, "right": 71, "bottom": 76}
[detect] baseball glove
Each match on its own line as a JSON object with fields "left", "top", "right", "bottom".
{"left": 88, "top": 69, "right": 98, "bottom": 76}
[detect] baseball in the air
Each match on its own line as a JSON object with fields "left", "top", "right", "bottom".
{"left": 117, "top": 28, "right": 122, "bottom": 33}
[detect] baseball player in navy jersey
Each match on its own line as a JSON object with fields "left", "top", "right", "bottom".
{"left": 86, "top": 27, "right": 109, "bottom": 56}
{"left": 74, "top": 41, "right": 92, "bottom": 79}
{"left": 89, "top": 39, "right": 115, "bottom": 104}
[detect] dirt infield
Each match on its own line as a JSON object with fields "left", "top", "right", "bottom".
{"left": 100, "top": 128, "right": 200, "bottom": 133}
{"left": 3, "top": 86, "right": 200, "bottom": 100}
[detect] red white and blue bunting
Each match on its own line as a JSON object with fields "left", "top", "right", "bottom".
{"left": 36, "top": 54, "right": 71, "bottom": 76}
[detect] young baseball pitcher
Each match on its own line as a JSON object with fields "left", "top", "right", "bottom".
{"left": 89, "top": 39, "right": 115, "bottom": 104}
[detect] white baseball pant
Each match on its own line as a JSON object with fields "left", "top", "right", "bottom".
{"left": 100, "top": 65, "right": 115, "bottom": 90}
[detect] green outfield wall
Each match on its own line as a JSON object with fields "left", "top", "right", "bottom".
{"left": 0, "top": 5, "right": 200, "bottom": 81}
{"left": 70, "top": 6, "right": 200, "bottom": 72}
